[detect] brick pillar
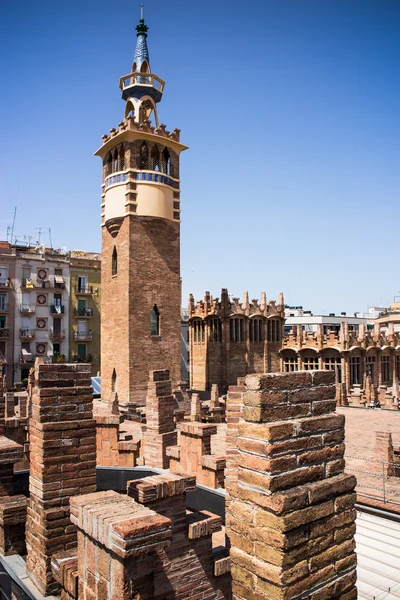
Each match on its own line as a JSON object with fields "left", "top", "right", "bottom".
{"left": 190, "top": 392, "right": 202, "bottom": 421}
{"left": 229, "top": 371, "right": 357, "bottom": 600}
{"left": 5, "top": 392, "right": 14, "bottom": 418}
{"left": 95, "top": 414, "right": 120, "bottom": 466}
{"left": 225, "top": 383, "right": 245, "bottom": 541}
{"left": 0, "top": 436, "right": 27, "bottom": 556}
{"left": 376, "top": 431, "right": 394, "bottom": 477}
{"left": 142, "top": 369, "right": 177, "bottom": 469}
{"left": 25, "top": 362, "right": 97, "bottom": 596}
{"left": 69, "top": 490, "right": 172, "bottom": 600}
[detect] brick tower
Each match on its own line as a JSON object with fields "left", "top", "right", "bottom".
{"left": 96, "top": 12, "right": 188, "bottom": 406}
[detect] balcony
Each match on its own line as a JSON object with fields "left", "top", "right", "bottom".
{"left": 20, "top": 329, "right": 35, "bottom": 340}
{"left": 0, "top": 328, "right": 9, "bottom": 338}
{"left": 74, "top": 308, "right": 93, "bottom": 318}
{"left": 0, "top": 280, "right": 10, "bottom": 289}
{"left": 75, "top": 286, "right": 93, "bottom": 295}
{"left": 20, "top": 351, "right": 35, "bottom": 365}
{"left": 74, "top": 330, "right": 93, "bottom": 341}
{"left": 50, "top": 304, "right": 65, "bottom": 315}
{"left": 0, "top": 304, "right": 8, "bottom": 313}
{"left": 20, "top": 304, "right": 36, "bottom": 315}
{"left": 49, "top": 328, "right": 66, "bottom": 340}
{"left": 119, "top": 72, "right": 165, "bottom": 103}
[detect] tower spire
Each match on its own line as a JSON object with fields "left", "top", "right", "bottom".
{"left": 133, "top": 4, "right": 150, "bottom": 73}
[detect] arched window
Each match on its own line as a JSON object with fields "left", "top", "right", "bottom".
{"left": 140, "top": 142, "right": 149, "bottom": 169}
{"left": 150, "top": 305, "right": 160, "bottom": 336}
{"left": 111, "top": 369, "right": 117, "bottom": 392}
{"left": 151, "top": 145, "right": 160, "bottom": 171}
{"left": 163, "top": 147, "right": 171, "bottom": 175}
{"left": 112, "top": 148, "right": 118, "bottom": 173}
{"left": 141, "top": 61, "right": 149, "bottom": 74}
{"left": 112, "top": 246, "right": 117, "bottom": 276}
{"left": 105, "top": 152, "right": 112, "bottom": 176}
{"left": 119, "top": 146, "right": 125, "bottom": 171}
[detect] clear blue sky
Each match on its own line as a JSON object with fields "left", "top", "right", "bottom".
{"left": 1, "top": 0, "right": 399, "bottom": 314}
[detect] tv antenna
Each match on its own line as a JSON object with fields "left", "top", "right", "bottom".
{"left": 36, "top": 227, "right": 43, "bottom": 244}
{"left": 49, "top": 228, "right": 53, "bottom": 249}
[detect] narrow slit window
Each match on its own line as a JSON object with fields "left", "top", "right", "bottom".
{"left": 150, "top": 305, "right": 160, "bottom": 336}
{"left": 111, "top": 369, "right": 117, "bottom": 392}
{"left": 112, "top": 246, "right": 117, "bottom": 276}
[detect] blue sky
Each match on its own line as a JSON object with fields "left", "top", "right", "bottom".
{"left": 1, "top": 0, "right": 399, "bottom": 314}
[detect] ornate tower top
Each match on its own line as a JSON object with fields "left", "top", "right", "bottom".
{"left": 119, "top": 7, "right": 164, "bottom": 127}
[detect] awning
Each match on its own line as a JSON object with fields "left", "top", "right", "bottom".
{"left": 55, "top": 275, "right": 64, "bottom": 284}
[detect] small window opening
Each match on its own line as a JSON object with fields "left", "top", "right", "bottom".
{"left": 105, "top": 152, "right": 112, "bottom": 175}
{"left": 163, "top": 147, "right": 171, "bottom": 175}
{"left": 151, "top": 145, "right": 160, "bottom": 171}
{"left": 112, "top": 149, "right": 118, "bottom": 173}
{"left": 119, "top": 146, "right": 125, "bottom": 170}
{"left": 140, "top": 142, "right": 149, "bottom": 169}
{"left": 112, "top": 369, "right": 117, "bottom": 392}
{"left": 112, "top": 246, "right": 117, "bottom": 276}
{"left": 150, "top": 305, "right": 160, "bottom": 336}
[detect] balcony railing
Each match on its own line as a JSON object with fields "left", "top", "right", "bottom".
{"left": 0, "top": 304, "right": 8, "bottom": 312}
{"left": 50, "top": 304, "right": 65, "bottom": 315}
{"left": 75, "top": 286, "right": 93, "bottom": 295}
{"left": 20, "top": 329, "right": 35, "bottom": 340}
{"left": 20, "top": 353, "right": 35, "bottom": 364}
{"left": 0, "top": 328, "right": 9, "bottom": 338}
{"left": 20, "top": 304, "right": 36, "bottom": 314}
{"left": 74, "top": 331, "right": 93, "bottom": 341}
{"left": 49, "top": 329, "right": 66, "bottom": 340}
{"left": 22, "top": 278, "right": 65, "bottom": 289}
{"left": 0, "top": 281, "right": 10, "bottom": 288}
{"left": 74, "top": 308, "right": 93, "bottom": 317}
{"left": 119, "top": 72, "right": 165, "bottom": 93}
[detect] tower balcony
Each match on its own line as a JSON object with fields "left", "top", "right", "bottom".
{"left": 119, "top": 72, "right": 165, "bottom": 103}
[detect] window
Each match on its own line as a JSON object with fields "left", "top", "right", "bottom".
{"left": 303, "top": 356, "right": 319, "bottom": 370}
{"left": 396, "top": 355, "right": 400, "bottom": 381}
{"left": 112, "top": 247, "right": 117, "bottom": 276}
{"left": 53, "top": 343, "right": 60, "bottom": 355}
{"left": 150, "top": 305, "right": 160, "bottom": 336}
{"left": 349, "top": 356, "right": 361, "bottom": 385}
{"left": 77, "top": 343, "right": 86, "bottom": 360}
{"left": 193, "top": 319, "right": 205, "bottom": 343}
{"left": 284, "top": 355, "right": 298, "bottom": 372}
{"left": 120, "top": 146, "right": 125, "bottom": 171}
{"left": 0, "top": 316, "right": 5, "bottom": 328}
{"left": 0, "top": 294, "right": 6, "bottom": 311}
{"left": 140, "top": 142, "right": 149, "bottom": 169}
{"left": 77, "top": 275, "right": 88, "bottom": 293}
{"left": 267, "top": 319, "right": 281, "bottom": 342}
{"left": 249, "top": 318, "right": 263, "bottom": 343}
{"left": 366, "top": 355, "right": 376, "bottom": 381}
{"left": 230, "top": 318, "right": 244, "bottom": 343}
{"left": 208, "top": 318, "right": 222, "bottom": 343}
{"left": 163, "top": 148, "right": 171, "bottom": 175}
{"left": 381, "top": 355, "right": 391, "bottom": 384}
{"left": 0, "top": 341, "right": 6, "bottom": 361}
{"left": 112, "top": 369, "right": 117, "bottom": 393}
{"left": 324, "top": 356, "right": 342, "bottom": 383}
{"left": 0, "top": 267, "right": 8, "bottom": 285}
{"left": 112, "top": 148, "right": 118, "bottom": 173}
{"left": 105, "top": 152, "right": 112, "bottom": 175}
{"left": 151, "top": 145, "right": 160, "bottom": 171}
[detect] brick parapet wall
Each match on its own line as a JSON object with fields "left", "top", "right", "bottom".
{"left": 25, "top": 362, "right": 97, "bottom": 596}
{"left": 225, "top": 383, "right": 245, "bottom": 536}
{"left": 228, "top": 371, "right": 357, "bottom": 600}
